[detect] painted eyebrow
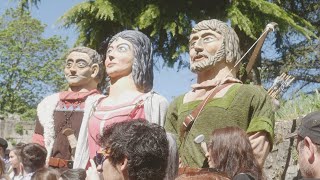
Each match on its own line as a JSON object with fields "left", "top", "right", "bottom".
{"left": 201, "top": 32, "right": 216, "bottom": 38}
{"left": 66, "top": 58, "right": 87, "bottom": 62}
{"left": 117, "top": 43, "right": 131, "bottom": 49}
{"left": 75, "top": 58, "right": 87, "bottom": 62}
{"left": 189, "top": 32, "right": 217, "bottom": 43}
{"left": 107, "top": 42, "right": 131, "bottom": 49}
{"left": 189, "top": 35, "right": 199, "bottom": 43}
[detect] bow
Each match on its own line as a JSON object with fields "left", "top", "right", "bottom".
{"left": 236, "top": 22, "right": 278, "bottom": 83}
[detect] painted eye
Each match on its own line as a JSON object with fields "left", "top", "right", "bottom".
{"left": 66, "top": 62, "right": 72, "bottom": 68}
{"left": 106, "top": 48, "right": 113, "bottom": 55}
{"left": 77, "top": 61, "right": 88, "bottom": 68}
{"left": 189, "top": 41, "right": 196, "bottom": 48}
{"left": 117, "top": 44, "right": 129, "bottom": 52}
{"left": 203, "top": 36, "right": 215, "bottom": 43}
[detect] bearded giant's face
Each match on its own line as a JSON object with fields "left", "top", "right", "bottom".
{"left": 189, "top": 29, "right": 226, "bottom": 73}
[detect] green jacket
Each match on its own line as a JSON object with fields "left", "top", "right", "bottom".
{"left": 165, "top": 83, "right": 275, "bottom": 168}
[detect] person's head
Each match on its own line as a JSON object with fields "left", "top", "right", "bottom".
{"left": 189, "top": 19, "right": 241, "bottom": 73}
{"left": 59, "top": 168, "right": 86, "bottom": 180}
{"left": 20, "top": 143, "right": 47, "bottom": 174}
{"left": 97, "top": 120, "right": 168, "bottom": 180}
{"left": 207, "top": 126, "right": 261, "bottom": 179}
{"left": 64, "top": 46, "right": 103, "bottom": 90}
{"left": 294, "top": 111, "right": 320, "bottom": 178}
{"left": 104, "top": 30, "right": 153, "bottom": 92}
{"left": 164, "top": 133, "right": 179, "bottom": 180}
{"left": 0, "top": 138, "right": 8, "bottom": 158}
{"left": 31, "top": 168, "right": 60, "bottom": 180}
{"left": 9, "top": 143, "right": 25, "bottom": 169}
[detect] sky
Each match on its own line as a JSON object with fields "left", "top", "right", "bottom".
{"left": 1, "top": 0, "right": 196, "bottom": 102}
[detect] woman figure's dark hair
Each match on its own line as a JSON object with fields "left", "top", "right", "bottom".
{"left": 207, "top": 126, "right": 262, "bottom": 179}
{"left": 106, "top": 30, "right": 153, "bottom": 92}
{"left": 31, "top": 168, "right": 60, "bottom": 180}
{"left": 60, "top": 168, "right": 86, "bottom": 180}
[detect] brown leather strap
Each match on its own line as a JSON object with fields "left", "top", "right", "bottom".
{"left": 178, "top": 167, "right": 211, "bottom": 175}
{"left": 180, "top": 83, "right": 233, "bottom": 135}
{"left": 48, "top": 157, "right": 73, "bottom": 169}
{"left": 178, "top": 167, "right": 228, "bottom": 178}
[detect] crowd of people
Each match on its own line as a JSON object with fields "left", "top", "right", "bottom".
{"left": 0, "top": 18, "right": 319, "bottom": 180}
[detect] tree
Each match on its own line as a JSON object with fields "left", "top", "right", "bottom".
{"left": 261, "top": 0, "right": 319, "bottom": 95}
{"left": 17, "top": 0, "right": 41, "bottom": 11}
{"left": 0, "top": 8, "right": 68, "bottom": 119}
{"left": 58, "top": 0, "right": 318, "bottom": 90}
{"left": 19, "top": 0, "right": 319, "bottom": 95}
{"left": 58, "top": 0, "right": 315, "bottom": 64}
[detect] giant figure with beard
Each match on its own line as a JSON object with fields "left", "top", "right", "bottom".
{"left": 165, "top": 19, "right": 275, "bottom": 168}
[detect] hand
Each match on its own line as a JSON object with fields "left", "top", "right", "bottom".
{"left": 249, "top": 131, "right": 270, "bottom": 167}
{"left": 86, "top": 159, "right": 101, "bottom": 180}
{"left": 178, "top": 157, "right": 184, "bottom": 168}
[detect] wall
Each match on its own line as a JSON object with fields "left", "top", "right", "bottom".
{"left": 264, "top": 119, "right": 300, "bottom": 180}
{"left": 0, "top": 114, "right": 35, "bottom": 148}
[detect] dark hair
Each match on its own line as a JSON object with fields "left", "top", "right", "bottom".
{"left": 207, "top": 127, "right": 262, "bottom": 179}
{"left": 60, "top": 168, "right": 86, "bottom": 180}
{"left": 31, "top": 168, "right": 60, "bottom": 180}
{"left": 107, "top": 30, "right": 154, "bottom": 92}
{"left": 0, "top": 138, "right": 8, "bottom": 152}
{"left": 98, "top": 120, "right": 168, "bottom": 180}
{"left": 21, "top": 143, "right": 47, "bottom": 173}
{"left": 0, "top": 158, "right": 5, "bottom": 177}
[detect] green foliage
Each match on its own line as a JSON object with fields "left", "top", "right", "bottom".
{"left": 0, "top": 8, "right": 68, "bottom": 118}
{"left": 292, "top": 146, "right": 298, "bottom": 162}
{"left": 20, "top": 108, "right": 36, "bottom": 121}
{"left": 261, "top": 0, "right": 319, "bottom": 94}
{"left": 228, "top": 0, "right": 316, "bottom": 40}
{"left": 17, "top": 0, "right": 319, "bottom": 95}
{"left": 15, "top": 123, "right": 24, "bottom": 135}
{"left": 137, "top": 4, "right": 160, "bottom": 31}
{"left": 227, "top": 4, "right": 257, "bottom": 39}
{"left": 276, "top": 90, "right": 320, "bottom": 121}
{"left": 56, "top": 0, "right": 317, "bottom": 66}
{"left": 7, "top": 138, "right": 17, "bottom": 146}
{"left": 16, "top": 0, "right": 41, "bottom": 11}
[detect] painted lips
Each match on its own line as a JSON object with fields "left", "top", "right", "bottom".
{"left": 67, "top": 75, "right": 78, "bottom": 78}
{"left": 106, "top": 62, "right": 116, "bottom": 68}
{"left": 193, "top": 54, "right": 207, "bottom": 62}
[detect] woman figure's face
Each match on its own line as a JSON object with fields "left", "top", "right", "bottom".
{"left": 105, "top": 37, "right": 134, "bottom": 79}
{"left": 9, "top": 151, "right": 20, "bottom": 168}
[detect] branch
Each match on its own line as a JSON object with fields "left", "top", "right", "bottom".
{"left": 293, "top": 75, "right": 320, "bottom": 83}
